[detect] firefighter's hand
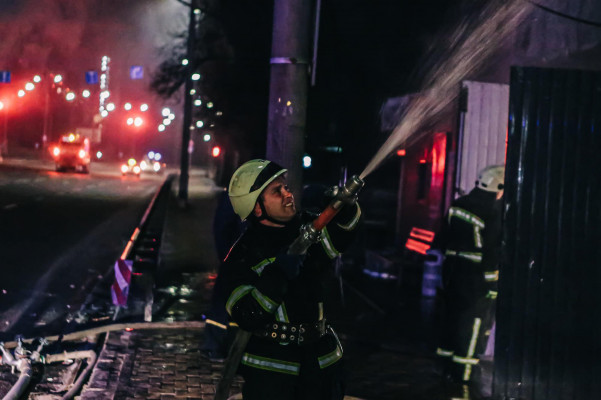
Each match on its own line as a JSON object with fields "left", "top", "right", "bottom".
{"left": 274, "top": 252, "right": 305, "bottom": 280}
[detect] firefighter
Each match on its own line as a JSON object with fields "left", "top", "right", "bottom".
{"left": 435, "top": 165, "right": 504, "bottom": 387}
{"left": 224, "top": 159, "right": 361, "bottom": 400}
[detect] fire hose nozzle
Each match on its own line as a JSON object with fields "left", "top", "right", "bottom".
{"left": 339, "top": 175, "right": 364, "bottom": 204}
{"left": 288, "top": 175, "right": 365, "bottom": 255}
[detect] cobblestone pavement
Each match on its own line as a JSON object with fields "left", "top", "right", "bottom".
{"left": 80, "top": 328, "right": 243, "bottom": 400}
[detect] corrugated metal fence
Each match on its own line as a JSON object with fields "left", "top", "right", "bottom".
{"left": 494, "top": 67, "right": 601, "bottom": 399}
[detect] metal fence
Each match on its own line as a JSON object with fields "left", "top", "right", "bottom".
{"left": 494, "top": 67, "right": 601, "bottom": 399}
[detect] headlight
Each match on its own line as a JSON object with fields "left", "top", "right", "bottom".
{"left": 78, "top": 149, "right": 86, "bottom": 159}
{"left": 153, "top": 162, "right": 161, "bottom": 171}
{"left": 53, "top": 147, "right": 60, "bottom": 157}
{"left": 121, "top": 165, "right": 128, "bottom": 173}
{"left": 133, "top": 166, "right": 141, "bottom": 174}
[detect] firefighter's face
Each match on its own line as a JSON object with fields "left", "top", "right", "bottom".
{"left": 254, "top": 176, "right": 296, "bottom": 225}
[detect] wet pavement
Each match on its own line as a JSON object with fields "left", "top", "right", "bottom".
{"left": 1, "top": 167, "right": 466, "bottom": 399}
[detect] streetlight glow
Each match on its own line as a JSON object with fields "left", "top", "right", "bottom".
{"left": 66, "top": 92, "right": 76, "bottom": 101}
{"left": 25, "top": 82, "right": 34, "bottom": 91}
{"left": 190, "top": 89, "right": 196, "bottom": 95}
{"left": 54, "top": 75, "right": 62, "bottom": 83}
{"left": 207, "top": 102, "right": 214, "bottom": 108}
{"left": 303, "top": 155, "right": 312, "bottom": 168}
{"left": 134, "top": 117, "right": 143, "bottom": 127}
{"left": 158, "top": 124, "right": 166, "bottom": 132}
{"left": 127, "top": 117, "right": 134, "bottom": 126}
{"left": 18, "top": 90, "right": 25, "bottom": 97}
{"left": 162, "top": 107, "right": 171, "bottom": 117}
{"left": 140, "top": 104, "right": 148, "bottom": 112}
{"left": 33, "top": 75, "right": 41, "bottom": 83}
{"left": 182, "top": 59, "right": 189, "bottom": 66}
{"left": 0, "top": 101, "right": 4, "bottom": 110}
{"left": 163, "top": 119, "right": 171, "bottom": 126}
{"left": 124, "top": 103, "right": 132, "bottom": 111}
{"left": 101, "top": 110, "right": 109, "bottom": 117}
{"left": 203, "top": 134, "right": 211, "bottom": 142}
{"left": 196, "top": 120, "right": 204, "bottom": 128}
{"left": 191, "top": 73, "right": 201, "bottom": 81}
{"left": 168, "top": 114, "right": 175, "bottom": 120}
{"left": 194, "top": 99, "right": 202, "bottom": 106}
{"left": 82, "top": 90, "right": 91, "bottom": 98}
{"left": 106, "top": 103, "right": 115, "bottom": 111}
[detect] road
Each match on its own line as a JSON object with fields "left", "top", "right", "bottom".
{"left": 0, "top": 158, "right": 166, "bottom": 341}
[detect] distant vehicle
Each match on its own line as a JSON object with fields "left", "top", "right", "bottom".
{"left": 140, "top": 156, "right": 165, "bottom": 174}
{"left": 51, "top": 133, "right": 91, "bottom": 173}
{"left": 121, "top": 158, "right": 141, "bottom": 177}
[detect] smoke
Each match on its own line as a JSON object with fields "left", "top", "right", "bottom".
{"left": 0, "top": 0, "right": 186, "bottom": 84}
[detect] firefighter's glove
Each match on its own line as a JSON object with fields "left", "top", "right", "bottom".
{"left": 274, "top": 252, "right": 305, "bottom": 280}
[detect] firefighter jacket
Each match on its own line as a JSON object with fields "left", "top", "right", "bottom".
{"left": 437, "top": 187, "right": 502, "bottom": 304}
{"left": 224, "top": 203, "right": 361, "bottom": 376}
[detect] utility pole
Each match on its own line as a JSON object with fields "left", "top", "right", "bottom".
{"left": 265, "top": 0, "right": 313, "bottom": 201}
{"left": 178, "top": 0, "right": 197, "bottom": 205}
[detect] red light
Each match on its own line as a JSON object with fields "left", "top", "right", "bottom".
{"left": 396, "top": 149, "right": 406, "bottom": 156}
{"left": 405, "top": 238, "right": 431, "bottom": 255}
{"left": 419, "top": 159, "right": 426, "bottom": 164}
{"left": 125, "top": 328, "right": 134, "bottom": 332}
{"left": 212, "top": 146, "right": 221, "bottom": 157}
{"left": 409, "top": 227, "right": 436, "bottom": 243}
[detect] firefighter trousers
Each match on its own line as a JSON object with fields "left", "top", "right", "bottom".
{"left": 240, "top": 355, "right": 345, "bottom": 400}
{"left": 438, "top": 294, "right": 496, "bottom": 383}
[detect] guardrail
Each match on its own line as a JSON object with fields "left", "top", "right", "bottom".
{"left": 111, "top": 173, "right": 175, "bottom": 322}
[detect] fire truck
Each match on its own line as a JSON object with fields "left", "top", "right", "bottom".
{"left": 51, "top": 133, "right": 91, "bottom": 173}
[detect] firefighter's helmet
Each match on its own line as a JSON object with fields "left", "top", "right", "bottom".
{"left": 476, "top": 165, "right": 505, "bottom": 193}
{"left": 228, "top": 159, "right": 287, "bottom": 220}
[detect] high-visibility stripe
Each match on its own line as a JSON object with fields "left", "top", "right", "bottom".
{"left": 318, "top": 344, "right": 343, "bottom": 369}
{"left": 449, "top": 207, "right": 485, "bottom": 228}
{"left": 251, "top": 257, "right": 276, "bottom": 276}
{"left": 321, "top": 226, "right": 340, "bottom": 259}
{"left": 275, "top": 302, "right": 289, "bottom": 323}
{"left": 318, "top": 302, "right": 324, "bottom": 321}
{"left": 474, "top": 226, "right": 482, "bottom": 248}
{"left": 241, "top": 353, "right": 300, "bottom": 375}
{"left": 436, "top": 347, "right": 454, "bottom": 357}
{"left": 205, "top": 319, "right": 228, "bottom": 330}
{"left": 453, "top": 355, "right": 480, "bottom": 365}
{"left": 251, "top": 288, "right": 279, "bottom": 313}
{"left": 487, "top": 290, "right": 498, "bottom": 299}
{"left": 226, "top": 285, "right": 254, "bottom": 315}
{"left": 337, "top": 204, "right": 361, "bottom": 231}
{"left": 484, "top": 270, "right": 499, "bottom": 282}
{"left": 461, "top": 317, "right": 482, "bottom": 381}
{"left": 449, "top": 207, "right": 485, "bottom": 249}
{"left": 445, "top": 250, "right": 482, "bottom": 263}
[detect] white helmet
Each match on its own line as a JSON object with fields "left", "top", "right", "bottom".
{"left": 228, "top": 159, "right": 287, "bottom": 220}
{"left": 476, "top": 165, "right": 505, "bottom": 193}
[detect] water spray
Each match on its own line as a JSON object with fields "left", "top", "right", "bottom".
{"left": 360, "top": 0, "right": 532, "bottom": 180}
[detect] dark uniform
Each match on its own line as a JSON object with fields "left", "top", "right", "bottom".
{"left": 224, "top": 205, "right": 361, "bottom": 400}
{"left": 436, "top": 187, "right": 502, "bottom": 383}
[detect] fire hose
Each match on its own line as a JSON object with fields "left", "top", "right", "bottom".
{"left": 214, "top": 175, "right": 364, "bottom": 400}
